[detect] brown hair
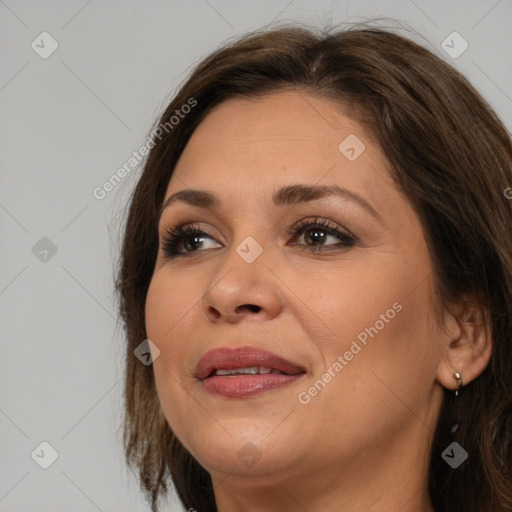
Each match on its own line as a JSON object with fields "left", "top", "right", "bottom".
{"left": 115, "top": 22, "right": 512, "bottom": 512}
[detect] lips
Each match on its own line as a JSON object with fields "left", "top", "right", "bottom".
{"left": 195, "top": 347, "right": 306, "bottom": 398}
{"left": 195, "top": 347, "right": 305, "bottom": 380}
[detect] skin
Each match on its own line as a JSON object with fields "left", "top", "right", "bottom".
{"left": 145, "top": 89, "right": 493, "bottom": 512}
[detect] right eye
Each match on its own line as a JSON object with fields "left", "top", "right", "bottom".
{"left": 161, "top": 223, "right": 221, "bottom": 257}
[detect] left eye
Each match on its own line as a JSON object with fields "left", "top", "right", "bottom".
{"left": 161, "top": 218, "right": 356, "bottom": 257}
{"left": 288, "top": 219, "right": 356, "bottom": 251}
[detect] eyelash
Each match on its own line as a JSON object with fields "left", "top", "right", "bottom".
{"left": 161, "top": 217, "right": 357, "bottom": 258}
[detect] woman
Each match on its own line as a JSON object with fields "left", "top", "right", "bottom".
{"left": 116, "top": 23, "right": 512, "bottom": 512}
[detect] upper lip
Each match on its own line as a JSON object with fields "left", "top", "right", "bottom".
{"left": 195, "top": 346, "right": 306, "bottom": 380}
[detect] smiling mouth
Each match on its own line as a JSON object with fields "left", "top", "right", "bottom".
{"left": 196, "top": 347, "right": 306, "bottom": 398}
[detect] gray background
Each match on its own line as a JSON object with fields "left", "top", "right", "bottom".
{"left": 1, "top": 0, "right": 511, "bottom": 511}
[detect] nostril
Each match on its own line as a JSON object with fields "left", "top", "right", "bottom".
{"left": 236, "top": 304, "right": 261, "bottom": 313}
{"left": 207, "top": 307, "right": 221, "bottom": 319}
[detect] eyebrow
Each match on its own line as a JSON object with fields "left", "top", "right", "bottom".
{"left": 158, "top": 183, "right": 379, "bottom": 221}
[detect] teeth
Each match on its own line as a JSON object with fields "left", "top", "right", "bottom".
{"left": 215, "top": 366, "right": 284, "bottom": 376}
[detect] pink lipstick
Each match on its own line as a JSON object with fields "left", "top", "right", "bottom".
{"left": 196, "top": 346, "right": 306, "bottom": 398}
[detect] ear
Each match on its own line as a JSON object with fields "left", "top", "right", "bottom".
{"left": 436, "top": 298, "right": 493, "bottom": 391}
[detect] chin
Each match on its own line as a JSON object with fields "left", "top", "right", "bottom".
{"left": 178, "top": 419, "right": 299, "bottom": 477}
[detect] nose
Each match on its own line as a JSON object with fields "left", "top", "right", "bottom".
{"left": 201, "top": 244, "right": 283, "bottom": 324}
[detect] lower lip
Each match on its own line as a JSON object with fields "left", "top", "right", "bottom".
{"left": 201, "top": 374, "right": 304, "bottom": 398}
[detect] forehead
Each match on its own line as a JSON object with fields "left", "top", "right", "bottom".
{"left": 165, "top": 90, "right": 403, "bottom": 219}
{"left": 177, "top": 90, "right": 378, "bottom": 169}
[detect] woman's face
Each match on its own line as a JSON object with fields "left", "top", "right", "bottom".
{"left": 145, "top": 90, "right": 447, "bottom": 501}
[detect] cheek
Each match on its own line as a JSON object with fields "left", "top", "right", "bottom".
{"left": 145, "top": 276, "right": 168, "bottom": 342}
{"left": 316, "top": 278, "right": 440, "bottom": 421}
{"left": 303, "top": 320, "right": 433, "bottom": 460}
{"left": 293, "top": 260, "right": 401, "bottom": 358}
{"left": 145, "top": 271, "right": 206, "bottom": 398}
{"left": 145, "top": 270, "right": 198, "bottom": 347}
{"left": 144, "top": 272, "right": 205, "bottom": 436}
{"left": 303, "top": 255, "right": 440, "bottom": 405}
{"left": 320, "top": 243, "right": 437, "bottom": 370}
